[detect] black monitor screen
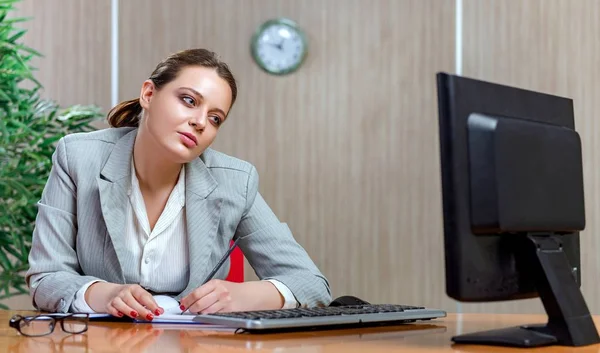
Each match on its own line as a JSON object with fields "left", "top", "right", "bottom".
{"left": 436, "top": 72, "right": 582, "bottom": 302}
{"left": 436, "top": 72, "right": 598, "bottom": 347}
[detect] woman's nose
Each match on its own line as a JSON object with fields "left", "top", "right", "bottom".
{"left": 189, "top": 114, "right": 207, "bottom": 130}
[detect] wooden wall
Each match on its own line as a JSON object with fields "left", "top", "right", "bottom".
{"left": 11, "top": 0, "right": 112, "bottom": 112}
{"left": 6, "top": 0, "right": 600, "bottom": 316}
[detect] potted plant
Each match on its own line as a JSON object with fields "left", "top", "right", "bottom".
{"left": 0, "top": 0, "right": 103, "bottom": 308}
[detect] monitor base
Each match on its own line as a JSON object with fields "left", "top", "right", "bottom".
{"left": 453, "top": 234, "right": 600, "bottom": 347}
{"left": 453, "top": 324, "right": 559, "bottom": 347}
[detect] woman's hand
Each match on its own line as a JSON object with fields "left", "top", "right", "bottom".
{"left": 179, "top": 280, "right": 284, "bottom": 314}
{"left": 86, "top": 282, "right": 164, "bottom": 320}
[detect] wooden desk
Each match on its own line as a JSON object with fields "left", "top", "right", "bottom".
{"left": 1, "top": 311, "right": 600, "bottom": 352}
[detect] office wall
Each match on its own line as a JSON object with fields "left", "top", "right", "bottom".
{"left": 10, "top": 0, "right": 112, "bottom": 112}
{"left": 461, "top": 0, "right": 600, "bottom": 313}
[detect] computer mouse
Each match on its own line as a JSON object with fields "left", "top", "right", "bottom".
{"left": 329, "top": 295, "right": 371, "bottom": 306}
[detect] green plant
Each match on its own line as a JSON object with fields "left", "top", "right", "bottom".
{"left": 0, "top": 0, "right": 103, "bottom": 308}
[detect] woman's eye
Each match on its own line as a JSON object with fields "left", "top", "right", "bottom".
{"left": 182, "top": 96, "right": 195, "bottom": 105}
{"left": 210, "top": 116, "right": 222, "bottom": 126}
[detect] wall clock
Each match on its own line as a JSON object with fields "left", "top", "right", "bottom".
{"left": 251, "top": 18, "right": 308, "bottom": 75}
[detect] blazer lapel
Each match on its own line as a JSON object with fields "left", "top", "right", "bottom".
{"left": 97, "top": 129, "right": 137, "bottom": 283}
{"left": 179, "top": 156, "right": 221, "bottom": 298}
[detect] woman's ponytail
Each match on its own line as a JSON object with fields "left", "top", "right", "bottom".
{"left": 106, "top": 98, "right": 142, "bottom": 127}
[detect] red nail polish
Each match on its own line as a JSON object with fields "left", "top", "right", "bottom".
{"left": 117, "top": 312, "right": 124, "bottom": 317}
{"left": 131, "top": 311, "right": 138, "bottom": 317}
{"left": 146, "top": 313, "right": 154, "bottom": 320}
{"left": 180, "top": 305, "right": 185, "bottom": 311}
{"left": 154, "top": 309, "right": 161, "bottom": 316}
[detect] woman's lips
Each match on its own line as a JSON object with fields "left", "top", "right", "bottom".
{"left": 178, "top": 132, "right": 197, "bottom": 148}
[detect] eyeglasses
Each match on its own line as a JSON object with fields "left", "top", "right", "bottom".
{"left": 9, "top": 313, "right": 89, "bottom": 337}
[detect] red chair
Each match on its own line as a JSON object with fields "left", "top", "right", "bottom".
{"left": 225, "top": 241, "right": 244, "bottom": 282}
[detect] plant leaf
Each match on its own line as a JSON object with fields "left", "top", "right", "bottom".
{"left": 0, "top": 250, "right": 12, "bottom": 270}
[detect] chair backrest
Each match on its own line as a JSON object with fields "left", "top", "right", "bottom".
{"left": 225, "top": 240, "right": 244, "bottom": 282}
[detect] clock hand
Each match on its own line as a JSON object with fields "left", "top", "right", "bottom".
{"left": 268, "top": 41, "right": 282, "bottom": 51}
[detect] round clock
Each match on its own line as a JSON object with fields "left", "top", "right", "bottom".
{"left": 251, "top": 18, "right": 308, "bottom": 75}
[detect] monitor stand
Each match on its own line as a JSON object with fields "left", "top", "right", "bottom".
{"left": 452, "top": 233, "right": 600, "bottom": 347}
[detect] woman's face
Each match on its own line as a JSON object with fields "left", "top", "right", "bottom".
{"left": 139, "top": 66, "right": 233, "bottom": 163}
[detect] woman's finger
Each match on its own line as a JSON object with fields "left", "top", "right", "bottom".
{"left": 180, "top": 280, "right": 218, "bottom": 311}
{"left": 200, "top": 299, "right": 227, "bottom": 315}
{"left": 109, "top": 296, "right": 137, "bottom": 319}
{"left": 120, "top": 291, "right": 154, "bottom": 320}
{"left": 187, "top": 291, "right": 220, "bottom": 314}
{"left": 130, "top": 286, "right": 163, "bottom": 316}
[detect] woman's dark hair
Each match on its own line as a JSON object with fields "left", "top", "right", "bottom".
{"left": 107, "top": 48, "right": 237, "bottom": 128}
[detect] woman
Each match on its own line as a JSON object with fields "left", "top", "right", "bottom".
{"left": 26, "top": 48, "right": 331, "bottom": 320}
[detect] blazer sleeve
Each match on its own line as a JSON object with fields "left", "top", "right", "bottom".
{"left": 234, "top": 166, "right": 332, "bottom": 307}
{"left": 25, "top": 137, "right": 103, "bottom": 312}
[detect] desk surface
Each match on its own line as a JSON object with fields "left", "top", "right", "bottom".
{"left": 1, "top": 311, "right": 600, "bottom": 352}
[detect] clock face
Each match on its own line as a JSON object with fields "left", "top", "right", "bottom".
{"left": 251, "top": 18, "right": 307, "bottom": 75}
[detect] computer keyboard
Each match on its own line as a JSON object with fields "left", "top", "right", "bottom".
{"left": 208, "top": 304, "right": 425, "bottom": 319}
{"left": 194, "top": 304, "right": 446, "bottom": 332}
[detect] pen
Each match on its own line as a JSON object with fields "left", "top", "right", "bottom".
{"left": 201, "top": 237, "right": 242, "bottom": 286}
{"left": 179, "top": 237, "right": 242, "bottom": 315}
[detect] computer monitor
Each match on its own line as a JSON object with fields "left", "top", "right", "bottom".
{"left": 436, "top": 72, "right": 600, "bottom": 347}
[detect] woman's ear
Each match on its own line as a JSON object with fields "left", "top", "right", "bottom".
{"left": 139, "top": 80, "right": 155, "bottom": 110}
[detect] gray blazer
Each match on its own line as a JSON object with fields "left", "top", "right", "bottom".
{"left": 26, "top": 127, "right": 331, "bottom": 313}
